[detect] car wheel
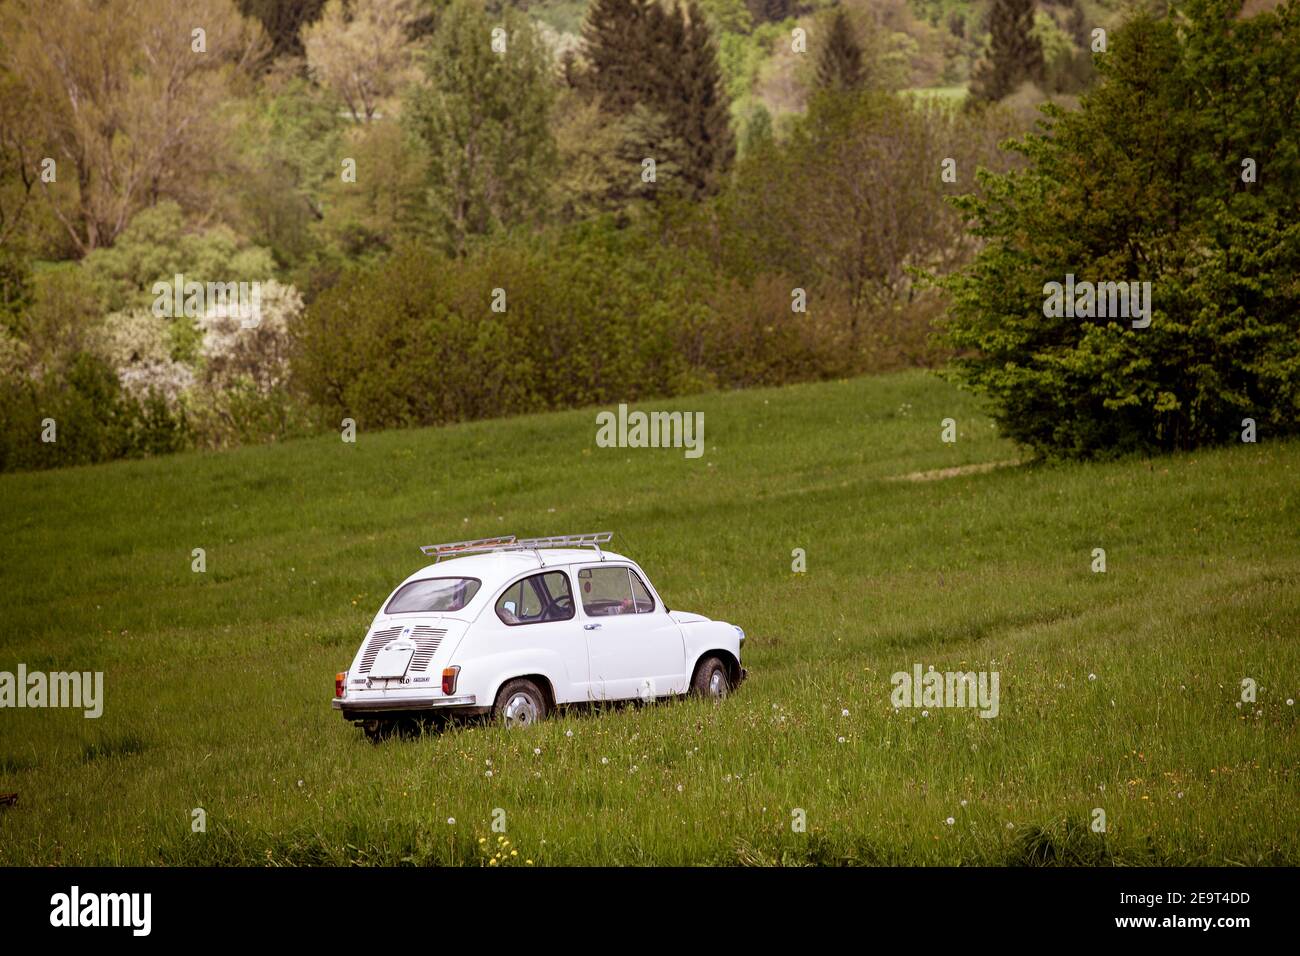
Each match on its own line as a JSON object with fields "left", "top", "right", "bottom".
{"left": 494, "top": 679, "right": 548, "bottom": 728}
{"left": 691, "top": 656, "right": 730, "bottom": 700}
{"left": 361, "top": 719, "right": 393, "bottom": 743}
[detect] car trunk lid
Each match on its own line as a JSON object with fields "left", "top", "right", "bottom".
{"left": 369, "top": 636, "right": 416, "bottom": 678}
{"left": 354, "top": 621, "right": 461, "bottom": 679}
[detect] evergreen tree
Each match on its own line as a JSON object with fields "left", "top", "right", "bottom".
{"left": 582, "top": 0, "right": 734, "bottom": 200}
{"left": 1066, "top": 0, "right": 1088, "bottom": 47}
{"left": 760, "top": 0, "right": 791, "bottom": 24}
{"left": 237, "top": 0, "right": 327, "bottom": 58}
{"left": 673, "top": 0, "right": 736, "bottom": 197}
{"left": 581, "top": 0, "right": 659, "bottom": 112}
{"left": 969, "top": 0, "right": 1045, "bottom": 103}
{"left": 815, "top": 10, "right": 865, "bottom": 92}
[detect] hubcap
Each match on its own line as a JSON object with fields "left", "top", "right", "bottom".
{"left": 708, "top": 668, "right": 727, "bottom": 698}
{"left": 503, "top": 692, "right": 539, "bottom": 726}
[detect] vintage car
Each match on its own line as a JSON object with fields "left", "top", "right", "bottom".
{"left": 332, "top": 533, "right": 746, "bottom": 738}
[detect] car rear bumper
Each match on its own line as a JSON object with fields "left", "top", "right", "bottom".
{"left": 333, "top": 694, "right": 476, "bottom": 716}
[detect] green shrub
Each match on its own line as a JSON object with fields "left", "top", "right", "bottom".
{"left": 293, "top": 203, "right": 966, "bottom": 432}
{"left": 294, "top": 222, "right": 712, "bottom": 429}
{"left": 0, "top": 353, "right": 188, "bottom": 472}
{"left": 940, "top": 0, "right": 1300, "bottom": 459}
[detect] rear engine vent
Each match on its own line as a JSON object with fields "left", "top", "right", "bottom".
{"left": 410, "top": 627, "right": 448, "bottom": 671}
{"left": 358, "top": 627, "right": 401, "bottom": 675}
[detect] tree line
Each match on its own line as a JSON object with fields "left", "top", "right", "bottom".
{"left": 2, "top": 0, "right": 1291, "bottom": 470}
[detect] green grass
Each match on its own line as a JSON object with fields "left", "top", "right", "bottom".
{"left": 903, "top": 85, "right": 970, "bottom": 106}
{"left": 1, "top": 369, "right": 1297, "bottom": 865}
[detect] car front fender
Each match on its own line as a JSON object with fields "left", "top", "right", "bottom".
{"left": 678, "top": 618, "right": 744, "bottom": 678}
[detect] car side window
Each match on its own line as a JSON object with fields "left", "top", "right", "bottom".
{"left": 496, "top": 571, "right": 574, "bottom": 626}
{"left": 628, "top": 569, "right": 655, "bottom": 612}
{"left": 578, "top": 566, "right": 655, "bottom": 616}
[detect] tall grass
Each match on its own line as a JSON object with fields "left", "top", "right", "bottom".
{"left": 0, "top": 370, "right": 1296, "bottom": 865}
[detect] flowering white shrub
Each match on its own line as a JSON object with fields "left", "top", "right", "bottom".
{"left": 198, "top": 280, "right": 302, "bottom": 395}
{"left": 536, "top": 21, "right": 581, "bottom": 64}
{"left": 100, "top": 309, "right": 195, "bottom": 407}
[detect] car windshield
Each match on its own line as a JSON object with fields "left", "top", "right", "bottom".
{"left": 385, "top": 577, "right": 482, "bottom": 614}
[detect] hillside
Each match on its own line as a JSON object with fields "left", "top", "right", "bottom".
{"left": 528, "top": 0, "right": 1127, "bottom": 132}
{"left": 1, "top": 370, "right": 1296, "bottom": 865}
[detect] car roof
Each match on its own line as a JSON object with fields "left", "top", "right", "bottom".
{"left": 399, "top": 549, "right": 638, "bottom": 588}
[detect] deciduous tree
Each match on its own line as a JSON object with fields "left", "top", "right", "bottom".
{"left": 0, "top": 0, "right": 266, "bottom": 254}
{"left": 404, "top": 0, "right": 557, "bottom": 253}
{"left": 302, "top": 0, "right": 421, "bottom": 123}
{"left": 942, "top": 0, "right": 1300, "bottom": 457}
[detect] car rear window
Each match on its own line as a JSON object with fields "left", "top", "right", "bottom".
{"left": 385, "top": 577, "right": 482, "bottom": 614}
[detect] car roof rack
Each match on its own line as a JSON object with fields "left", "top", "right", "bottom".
{"left": 420, "top": 532, "right": 614, "bottom": 564}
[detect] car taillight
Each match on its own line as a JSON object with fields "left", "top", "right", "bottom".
{"left": 442, "top": 666, "right": 460, "bottom": 695}
{"left": 335, "top": 671, "right": 347, "bottom": 698}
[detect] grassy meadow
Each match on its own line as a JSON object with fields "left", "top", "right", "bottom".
{"left": 0, "top": 369, "right": 1297, "bottom": 865}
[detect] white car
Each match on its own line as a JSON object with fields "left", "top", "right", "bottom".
{"left": 333, "top": 533, "right": 746, "bottom": 739}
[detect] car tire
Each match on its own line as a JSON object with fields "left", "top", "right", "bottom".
{"left": 494, "top": 679, "right": 548, "bottom": 728}
{"left": 362, "top": 719, "right": 393, "bottom": 743}
{"left": 691, "top": 656, "right": 731, "bottom": 700}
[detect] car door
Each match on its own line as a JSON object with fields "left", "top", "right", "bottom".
{"left": 575, "top": 563, "right": 687, "bottom": 701}
{"left": 482, "top": 569, "right": 589, "bottom": 703}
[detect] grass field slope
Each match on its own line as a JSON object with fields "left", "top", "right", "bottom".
{"left": 1, "top": 370, "right": 1297, "bottom": 865}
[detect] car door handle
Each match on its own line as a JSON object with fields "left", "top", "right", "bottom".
{"left": 584, "top": 623, "right": 601, "bottom": 630}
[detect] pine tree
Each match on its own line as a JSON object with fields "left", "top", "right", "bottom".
{"left": 672, "top": 0, "right": 736, "bottom": 197}
{"left": 1066, "top": 0, "right": 1088, "bottom": 47}
{"left": 237, "top": 0, "right": 328, "bottom": 58}
{"left": 969, "top": 0, "right": 1045, "bottom": 103}
{"left": 815, "top": 10, "right": 865, "bottom": 92}
{"left": 582, "top": 0, "right": 734, "bottom": 200}
{"left": 581, "top": 0, "right": 659, "bottom": 113}
{"left": 743, "top": 0, "right": 788, "bottom": 25}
